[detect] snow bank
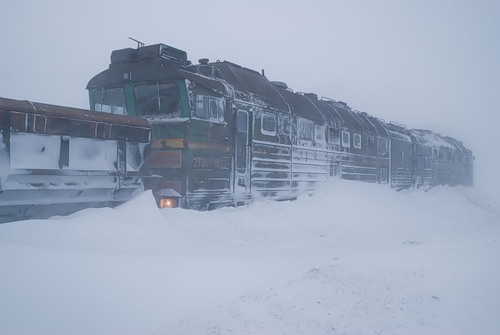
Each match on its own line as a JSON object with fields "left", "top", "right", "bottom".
{"left": 0, "top": 181, "right": 499, "bottom": 335}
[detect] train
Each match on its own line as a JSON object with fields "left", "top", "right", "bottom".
{"left": 0, "top": 42, "right": 473, "bottom": 221}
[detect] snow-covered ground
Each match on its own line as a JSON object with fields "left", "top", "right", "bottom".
{"left": 0, "top": 180, "right": 499, "bottom": 335}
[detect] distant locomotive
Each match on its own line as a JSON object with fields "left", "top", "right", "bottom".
{"left": 87, "top": 42, "right": 473, "bottom": 209}
{"left": 0, "top": 42, "right": 474, "bottom": 221}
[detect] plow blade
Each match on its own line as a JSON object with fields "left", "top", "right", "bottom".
{"left": 0, "top": 97, "right": 151, "bottom": 222}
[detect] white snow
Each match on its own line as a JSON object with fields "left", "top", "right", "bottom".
{"left": 0, "top": 180, "right": 499, "bottom": 335}
{"left": 10, "top": 133, "right": 61, "bottom": 170}
{"left": 68, "top": 137, "right": 117, "bottom": 171}
{"left": 8, "top": 133, "right": 119, "bottom": 171}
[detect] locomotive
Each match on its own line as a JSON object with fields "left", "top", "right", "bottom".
{"left": 0, "top": 42, "right": 473, "bottom": 220}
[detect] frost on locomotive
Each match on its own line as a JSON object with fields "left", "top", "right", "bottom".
{"left": 87, "top": 43, "right": 473, "bottom": 209}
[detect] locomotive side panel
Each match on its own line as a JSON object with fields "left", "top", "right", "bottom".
{"left": 390, "top": 137, "right": 414, "bottom": 189}
{"left": 414, "top": 143, "right": 434, "bottom": 188}
{"left": 250, "top": 109, "right": 291, "bottom": 198}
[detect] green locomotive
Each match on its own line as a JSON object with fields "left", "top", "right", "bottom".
{"left": 87, "top": 42, "right": 473, "bottom": 209}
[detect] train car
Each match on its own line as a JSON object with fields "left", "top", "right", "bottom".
{"left": 319, "top": 102, "right": 390, "bottom": 184}
{"left": 408, "top": 129, "right": 435, "bottom": 188}
{"left": 0, "top": 41, "right": 473, "bottom": 221}
{"left": 86, "top": 42, "right": 473, "bottom": 209}
{"left": 384, "top": 122, "right": 414, "bottom": 189}
{"left": 445, "top": 136, "right": 474, "bottom": 186}
{"left": 0, "top": 97, "right": 151, "bottom": 222}
{"left": 411, "top": 129, "right": 473, "bottom": 186}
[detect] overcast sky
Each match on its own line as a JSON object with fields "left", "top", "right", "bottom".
{"left": 1, "top": 0, "right": 499, "bottom": 193}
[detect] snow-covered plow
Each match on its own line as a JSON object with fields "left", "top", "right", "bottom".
{"left": 0, "top": 97, "right": 151, "bottom": 222}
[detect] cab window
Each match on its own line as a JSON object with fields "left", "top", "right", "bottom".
{"left": 93, "top": 87, "right": 127, "bottom": 115}
{"left": 195, "top": 95, "right": 224, "bottom": 122}
{"left": 134, "top": 83, "right": 181, "bottom": 117}
{"left": 261, "top": 112, "right": 277, "bottom": 136}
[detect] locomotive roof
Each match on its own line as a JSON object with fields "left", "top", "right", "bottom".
{"left": 87, "top": 45, "right": 232, "bottom": 96}
{"left": 384, "top": 122, "right": 413, "bottom": 142}
{"left": 203, "top": 61, "right": 290, "bottom": 112}
{"left": 325, "top": 102, "right": 379, "bottom": 136}
{"left": 445, "top": 136, "right": 472, "bottom": 154}
{"left": 363, "top": 113, "right": 389, "bottom": 137}
{"left": 412, "top": 129, "right": 466, "bottom": 152}
{"left": 274, "top": 88, "right": 324, "bottom": 123}
{"left": 313, "top": 100, "right": 344, "bottom": 129}
{"left": 350, "top": 111, "right": 386, "bottom": 137}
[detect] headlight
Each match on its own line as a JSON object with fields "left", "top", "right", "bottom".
{"left": 156, "top": 188, "right": 182, "bottom": 209}
{"left": 159, "top": 197, "right": 178, "bottom": 209}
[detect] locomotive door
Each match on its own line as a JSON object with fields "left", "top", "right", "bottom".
{"left": 235, "top": 109, "right": 251, "bottom": 193}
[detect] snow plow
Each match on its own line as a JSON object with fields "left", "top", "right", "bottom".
{"left": 0, "top": 97, "right": 151, "bottom": 222}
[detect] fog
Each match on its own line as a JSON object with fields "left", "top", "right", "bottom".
{"left": 1, "top": 0, "right": 499, "bottom": 194}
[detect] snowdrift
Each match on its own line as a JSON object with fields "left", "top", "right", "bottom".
{"left": 0, "top": 180, "right": 499, "bottom": 335}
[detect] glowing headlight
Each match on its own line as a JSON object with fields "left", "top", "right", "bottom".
{"left": 156, "top": 188, "right": 182, "bottom": 209}
{"left": 159, "top": 197, "right": 178, "bottom": 209}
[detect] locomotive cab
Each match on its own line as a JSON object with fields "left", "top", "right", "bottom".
{"left": 87, "top": 44, "right": 234, "bottom": 209}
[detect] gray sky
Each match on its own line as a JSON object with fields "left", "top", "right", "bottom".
{"left": 1, "top": 0, "right": 499, "bottom": 194}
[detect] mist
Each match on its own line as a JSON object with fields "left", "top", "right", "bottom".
{"left": 1, "top": 0, "right": 499, "bottom": 194}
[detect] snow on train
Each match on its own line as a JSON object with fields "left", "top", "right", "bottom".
{"left": 0, "top": 42, "right": 473, "bottom": 220}
{"left": 0, "top": 97, "right": 151, "bottom": 221}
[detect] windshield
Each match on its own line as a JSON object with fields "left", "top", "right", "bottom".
{"left": 134, "top": 83, "right": 181, "bottom": 117}
{"left": 93, "top": 87, "right": 127, "bottom": 115}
